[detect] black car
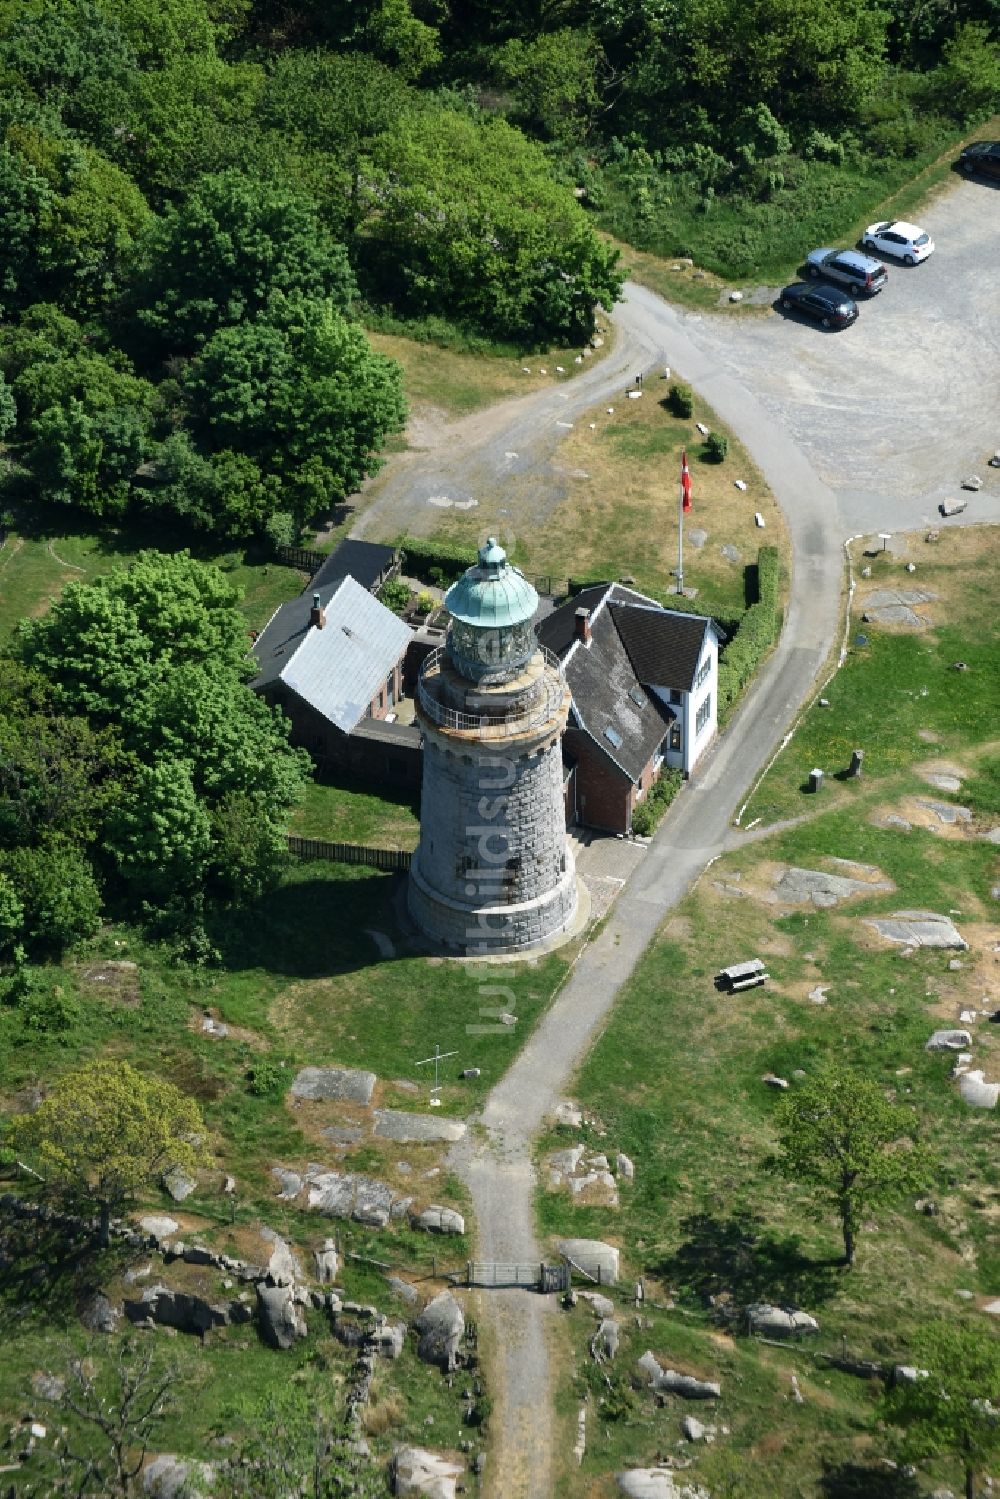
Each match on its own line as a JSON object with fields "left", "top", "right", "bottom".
{"left": 958, "top": 141, "right": 1000, "bottom": 179}
{"left": 780, "top": 283, "right": 858, "bottom": 329}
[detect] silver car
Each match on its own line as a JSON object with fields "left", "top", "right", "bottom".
{"left": 805, "top": 247, "right": 888, "bottom": 296}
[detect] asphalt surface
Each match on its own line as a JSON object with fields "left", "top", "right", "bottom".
{"left": 354, "top": 172, "right": 1000, "bottom": 1497}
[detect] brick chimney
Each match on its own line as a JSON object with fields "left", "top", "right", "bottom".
{"left": 309, "top": 591, "right": 326, "bottom": 630}
{"left": 574, "top": 607, "right": 592, "bottom": 645}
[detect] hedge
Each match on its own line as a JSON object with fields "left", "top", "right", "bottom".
{"left": 397, "top": 535, "right": 477, "bottom": 584}
{"left": 756, "top": 544, "right": 779, "bottom": 609}
{"left": 717, "top": 545, "right": 780, "bottom": 717}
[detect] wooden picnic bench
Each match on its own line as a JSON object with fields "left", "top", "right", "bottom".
{"left": 716, "top": 959, "right": 770, "bottom": 992}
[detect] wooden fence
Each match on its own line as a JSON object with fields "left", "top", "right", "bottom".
{"left": 274, "top": 544, "right": 327, "bottom": 574}
{"left": 286, "top": 836, "right": 412, "bottom": 872}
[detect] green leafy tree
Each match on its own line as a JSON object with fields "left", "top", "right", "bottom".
{"left": 144, "top": 433, "right": 279, "bottom": 539}
{"left": 0, "top": 0, "right": 137, "bottom": 142}
{"left": 364, "top": 105, "right": 623, "bottom": 342}
{"left": 0, "top": 661, "right": 127, "bottom": 848}
{"left": 0, "top": 370, "right": 15, "bottom": 440}
{"left": 9, "top": 1059, "right": 210, "bottom": 1245}
{"left": 16, "top": 550, "right": 254, "bottom": 721}
{"left": 30, "top": 398, "right": 149, "bottom": 516}
{"left": 0, "top": 131, "right": 150, "bottom": 313}
{"left": 184, "top": 297, "right": 406, "bottom": 516}
{"left": 0, "top": 871, "right": 25, "bottom": 958}
{"left": 493, "top": 27, "right": 603, "bottom": 143}
{"left": 136, "top": 662, "right": 309, "bottom": 809}
{"left": 129, "top": 170, "right": 356, "bottom": 354}
{"left": 937, "top": 22, "right": 1000, "bottom": 121}
{"left": 880, "top": 1321, "right": 1000, "bottom": 1499}
{"left": 122, "top": 53, "right": 264, "bottom": 199}
{"left": 774, "top": 1067, "right": 930, "bottom": 1266}
{"left": 366, "top": 0, "right": 441, "bottom": 80}
{"left": 0, "top": 841, "right": 102, "bottom": 955}
{"left": 106, "top": 759, "right": 214, "bottom": 900}
{"left": 259, "top": 51, "right": 411, "bottom": 237}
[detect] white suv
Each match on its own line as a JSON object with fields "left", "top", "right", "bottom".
{"left": 861, "top": 220, "right": 935, "bottom": 265}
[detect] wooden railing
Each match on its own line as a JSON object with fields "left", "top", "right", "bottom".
{"left": 286, "top": 836, "right": 412, "bottom": 871}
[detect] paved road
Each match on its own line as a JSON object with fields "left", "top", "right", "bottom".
{"left": 356, "top": 174, "right": 1000, "bottom": 1497}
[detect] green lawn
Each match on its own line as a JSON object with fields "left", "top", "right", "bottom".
{"left": 289, "top": 774, "right": 421, "bottom": 850}
{"left": 542, "top": 563, "right": 1000, "bottom": 1498}
{"left": 741, "top": 531, "right": 1000, "bottom": 827}
{"left": 0, "top": 525, "right": 305, "bottom": 639}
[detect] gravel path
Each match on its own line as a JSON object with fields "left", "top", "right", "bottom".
{"left": 362, "top": 175, "right": 1000, "bottom": 1497}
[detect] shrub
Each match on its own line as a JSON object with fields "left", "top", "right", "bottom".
{"left": 247, "top": 1060, "right": 284, "bottom": 1097}
{"left": 415, "top": 592, "right": 436, "bottom": 615}
{"left": 1, "top": 843, "right": 101, "bottom": 956}
{"left": 398, "top": 536, "right": 477, "bottom": 585}
{"left": 631, "top": 801, "right": 653, "bottom": 836}
{"left": 667, "top": 382, "right": 694, "bottom": 418}
{"left": 717, "top": 546, "right": 781, "bottom": 717}
{"left": 705, "top": 431, "right": 728, "bottom": 463}
{"left": 18, "top": 984, "right": 80, "bottom": 1037}
{"left": 802, "top": 129, "right": 845, "bottom": 165}
{"left": 631, "top": 768, "right": 682, "bottom": 836}
{"left": 756, "top": 544, "right": 780, "bottom": 608}
{"left": 380, "top": 578, "right": 411, "bottom": 614}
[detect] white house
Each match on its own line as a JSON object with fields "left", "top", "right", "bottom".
{"left": 537, "top": 582, "right": 723, "bottom": 833}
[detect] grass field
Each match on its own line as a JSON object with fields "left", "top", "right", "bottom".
{"left": 741, "top": 527, "right": 1000, "bottom": 827}
{"left": 0, "top": 855, "right": 573, "bottom": 1471}
{"left": 368, "top": 323, "right": 614, "bottom": 422}
{"left": 598, "top": 120, "right": 995, "bottom": 291}
{"left": 0, "top": 525, "right": 306, "bottom": 639}
{"left": 411, "top": 380, "right": 786, "bottom": 624}
{"left": 542, "top": 533, "right": 1000, "bottom": 1498}
{"left": 288, "top": 774, "right": 421, "bottom": 850}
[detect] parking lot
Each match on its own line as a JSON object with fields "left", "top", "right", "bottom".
{"left": 670, "top": 173, "right": 1000, "bottom": 536}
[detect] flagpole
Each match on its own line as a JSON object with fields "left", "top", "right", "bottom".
{"left": 677, "top": 468, "right": 685, "bottom": 596}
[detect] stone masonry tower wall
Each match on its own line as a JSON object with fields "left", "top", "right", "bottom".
{"left": 408, "top": 538, "right": 578, "bottom": 955}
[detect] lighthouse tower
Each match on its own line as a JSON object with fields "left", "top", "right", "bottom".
{"left": 408, "top": 538, "right": 578, "bottom": 954}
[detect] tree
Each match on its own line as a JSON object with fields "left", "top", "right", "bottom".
{"left": 105, "top": 759, "right": 214, "bottom": 900}
{"left": 363, "top": 105, "right": 623, "bottom": 343}
{"left": 0, "top": 131, "right": 150, "bottom": 314}
{"left": 880, "top": 1320, "right": 1000, "bottom": 1499}
{"left": 0, "top": 661, "right": 128, "bottom": 850}
{"left": 184, "top": 297, "right": 406, "bottom": 517}
{"left": 0, "top": 841, "right": 102, "bottom": 955}
{"left": 0, "top": 871, "right": 25, "bottom": 958}
{"left": 145, "top": 433, "right": 280, "bottom": 539}
{"left": 0, "top": 370, "right": 16, "bottom": 440}
{"left": 30, "top": 398, "right": 150, "bottom": 517}
{"left": 29, "top": 1338, "right": 178, "bottom": 1499}
{"left": 15, "top": 550, "right": 255, "bottom": 722}
{"left": 129, "top": 170, "right": 356, "bottom": 355}
{"left": 774, "top": 1067, "right": 930, "bottom": 1266}
{"left": 937, "top": 22, "right": 1000, "bottom": 122}
{"left": 10, "top": 1059, "right": 210, "bottom": 1244}
{"left": 493, "top": 27, "right": 604, "bottom": 143}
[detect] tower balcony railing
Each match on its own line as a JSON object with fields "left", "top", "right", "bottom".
{"left": 417, "top": 645, "right": 566, "bottom": 735}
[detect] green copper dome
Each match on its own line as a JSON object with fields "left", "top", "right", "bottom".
{"left": 444, "top": 537, "right": 538, "bottom": 629}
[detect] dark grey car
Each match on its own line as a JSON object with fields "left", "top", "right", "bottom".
{"left": 805, "top": 247, "right": 887, "bottom": 296}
